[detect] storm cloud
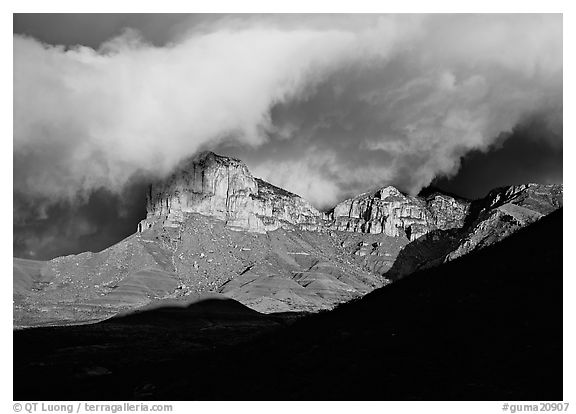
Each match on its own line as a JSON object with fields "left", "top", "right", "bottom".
{"left": 13, "top": 14, "right": 562, "bottom": 258}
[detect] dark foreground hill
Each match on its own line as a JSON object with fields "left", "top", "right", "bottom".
{"left": 14, "top": 208, "right": 562, "bottom": 400}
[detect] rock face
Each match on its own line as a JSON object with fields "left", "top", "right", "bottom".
{"left": 327, "top": 186, "right": 470, "bottom": 241}
{"left": 138, "top": 151, "right": 322, "bottom": 234}
{"left": 447, "top": 183, "right": 563, "bottom": 261}
{"left": 139, "top": 152, "right": 470, "bottom": 242}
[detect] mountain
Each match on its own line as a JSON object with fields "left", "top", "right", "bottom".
{"left": 138, "top": 151, "right": 472, "bottom": 238}
{"left": 447, "top": 183, "right": 563, "bottom": 260}
{"left": 13, "top": 208, "right": 563, "bottom": 400}
{"left": 13, "top": 151, "right": 562, "bottom": 327}
{"left": 139, "top": 151, "right": 323, "bottom": 233}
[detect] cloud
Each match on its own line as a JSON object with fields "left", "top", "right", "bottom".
{"left": 432, "top": 114, "right": 564, "bottom": 199}
{"left": 14, "top": 14, "right": 562, "bottom": 214}
{"left": 14, "top": 16, "right": 419, "bottom": 202}
{"left": 236, "top": 14, "right": 562, "bottom": 202}
{"left": 250, "top": 149, "right": 344, "bottom": 209}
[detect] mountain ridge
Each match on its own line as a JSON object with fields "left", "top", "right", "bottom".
{"left": 138, "top": 151, "right": 561, "bottom": 245}
{"left": 13, "top": 150, "right": 563, "bottom": 326}
{"left": 138, "top": 151, "right": 475, "bottom": 239}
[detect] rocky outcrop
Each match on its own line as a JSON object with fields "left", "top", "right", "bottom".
{"left": 481, "top": 183, "right": 563, "bottom": 215}
{"left": 139, "top": 152, "right": 472, "bottom": 243}
{"left": 327, "top": 186, "right": 470, "bottom": 241}
{"left": 446, "top": 183, "right": 563, "bottom": 261}
{"left": 138, "top": 152, "right": 322, "bottom": 234}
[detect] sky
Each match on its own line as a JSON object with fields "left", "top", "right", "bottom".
{"left": 13, "top": 13, "right": 563, "bottom": 260}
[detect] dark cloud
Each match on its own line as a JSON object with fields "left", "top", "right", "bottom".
{"left": 13, "top": 181, "right": 147, "bottom": 260}
{"left": 13, "top": 14, "right": 196, "bottom": 48}
{"left": 432, "top": 115, "right": 563, "bottom": 200}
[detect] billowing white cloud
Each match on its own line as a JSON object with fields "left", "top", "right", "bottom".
{"left": 243, "top": 14, "right": 562, "bottom": 203}
{"left": 14, "top": 14, "right": 562, "bottom": 211}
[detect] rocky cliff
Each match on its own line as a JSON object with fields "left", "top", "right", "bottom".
{"left": 138, "top": 151, "right": 322, "bottom": 234}
{"left": 138, "top": 152, "right": 562, "bottom": 271}
{"left": 327, "top": 186, "right": 470, "bottom": 241}
{"left": 138, "top": 151, "right": 471, "bottom": 241}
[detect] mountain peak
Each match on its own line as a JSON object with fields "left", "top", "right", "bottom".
{"left": 330, "top": 182, "right": 470, "bottom": 240}
{"left": 138, "top": 152, "right": 563, "bottom": 246}
{"left": 138, "top": 151, "right": 475, "bottom": 241}
{"left": 139, "top": 151, "right": 321, "bottom": 234}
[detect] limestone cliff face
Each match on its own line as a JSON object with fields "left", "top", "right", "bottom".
{"left": 138, "top": 152, "right": 471, "bottom": 240}
{"left": 327, "top": 186, "right": 470, "bottom": 241}
{"left": 138, "top": 152, "right": 469, "bottom": 240}
{"left": 138, "top": 152, "right": 322, "bottom": 234}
